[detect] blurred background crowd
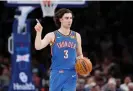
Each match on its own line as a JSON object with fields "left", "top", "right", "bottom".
{"left": 0, "top": 1, "right": 133, "bottom": 91}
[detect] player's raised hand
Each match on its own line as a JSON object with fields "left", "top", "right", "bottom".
{"left": 34, "top": 19, "right": 43, "bottom": 32}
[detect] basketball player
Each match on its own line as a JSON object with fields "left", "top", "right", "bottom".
{"left": 34, "top": 8, "right": 84, "bottom": 91}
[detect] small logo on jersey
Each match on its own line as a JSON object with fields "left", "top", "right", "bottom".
{"left": 57, "top": 37, "right": 60, "bottom": 38}
{"left": 72, "top": 75, "right": 76, "bottom": 78}
{"left": 59, "top": 70, "right": 64, "bottom": 73}
{"left": 70, "top": 35, "right": 75, "bottom": 39}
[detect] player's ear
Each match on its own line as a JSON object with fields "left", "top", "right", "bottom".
{"left": 59, "top": 18, "right": 63, "bottom": 23}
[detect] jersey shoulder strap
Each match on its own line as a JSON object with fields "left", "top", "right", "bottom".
{"left": 50, "top": 30, "right": 58, "bottom": 46}
{"left": 70, "top": 30, "right": 77, "bottom": 39}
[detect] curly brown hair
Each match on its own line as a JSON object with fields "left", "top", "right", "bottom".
{"left": 53, "top": 8, "right": 74, "bottom": 27}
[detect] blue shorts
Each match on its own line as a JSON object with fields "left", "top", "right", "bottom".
{"left": 49, "top": 69, "right": 77, "bottom": 91}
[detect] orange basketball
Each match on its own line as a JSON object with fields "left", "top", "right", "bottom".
{"left": 75, "top": 57, "right": 92, "bottom": 76}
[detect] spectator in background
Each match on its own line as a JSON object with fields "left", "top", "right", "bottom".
{"left": 90, "top": 85, "right": 100, "bottom": 91}
{"left": 120, "top": 76, "right": 132, "bottom": 91}
{"left": 101, "top": 77, "right": 117, "bottom": 91}
{"left": 116, "top": 78, "right": 122, "bottom": 91}
{"left": 128, "top": 82, "right": 133, "bottom": 91}
{"left": 84, "top": 76, "right": 96, "bottom": 90}
{"left": 102, "top": 56, "right": 121, "bottom": 78}
{"left": 32, "top": 73, "right": 41, "bottom": 91}
{"left": 0, "top": 55, "right": 4, "bottom": 76}
{"left": 76, "top": 78, "right": 85, "bottom": 91}
{"left": 94, "top": 69, "right": 105, "bottom": 88}
{"left": 0, "top": 66, "right": 10, "bottom": 91}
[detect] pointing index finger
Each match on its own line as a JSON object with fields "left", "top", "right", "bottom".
{"left": 36, "top": 19, "right": 40, "bottom": 23}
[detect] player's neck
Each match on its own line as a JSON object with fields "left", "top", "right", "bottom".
{"left": 58, "top": 27, "right": 71, "bottom": 36}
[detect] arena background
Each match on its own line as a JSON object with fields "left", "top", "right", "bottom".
{"left": 0, "top": 1, "right": 133, "bottom": 91}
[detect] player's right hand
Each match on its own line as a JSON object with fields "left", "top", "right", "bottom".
{"left": 34, "top": 19, "right": 43, "bottom": 32}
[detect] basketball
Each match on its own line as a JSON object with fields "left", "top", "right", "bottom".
{"left": 75, "top": 57, "right": 92, "bottom": 76}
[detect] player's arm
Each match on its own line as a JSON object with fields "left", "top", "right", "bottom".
{"left": 35, "top": 32, "right": 54, "bottom": 50}
{"left": 76, "top": 32, "right": 83, "bottom": 59}
{"left": 34, "top": 19, "right": 54, "bottom": 50}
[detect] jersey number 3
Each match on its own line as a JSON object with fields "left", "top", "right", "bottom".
{"left": 64, "top": 50, "right": 68, "bottom": 59}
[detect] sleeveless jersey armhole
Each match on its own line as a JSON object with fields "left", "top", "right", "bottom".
{"left": 75, "top": 31, "right": 77, "bottom": 43}
{"left": 75, "top": 31, "right": 78, "bottom": 49}
{"left": 50, "top": 31, "right": 56, "bottom": 46}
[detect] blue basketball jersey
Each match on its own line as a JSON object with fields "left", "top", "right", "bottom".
{"left": 50, "top": 30, "right": 77, "bottom": 70}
